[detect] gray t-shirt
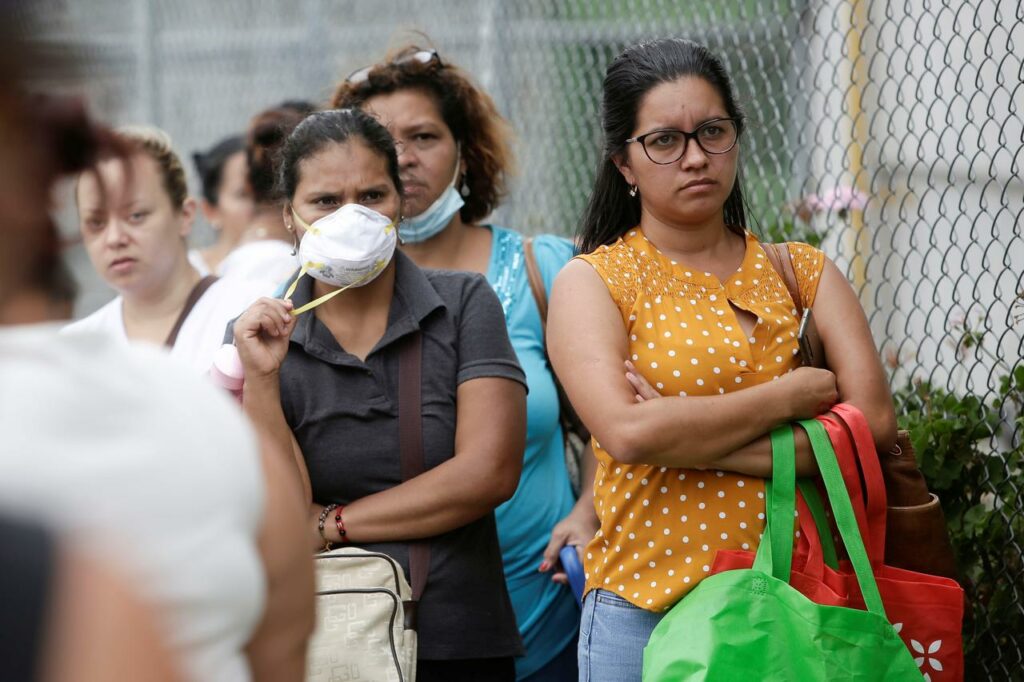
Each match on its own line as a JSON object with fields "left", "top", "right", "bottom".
{"left": 278, "top": 251, "right": 526, "bottom": 660}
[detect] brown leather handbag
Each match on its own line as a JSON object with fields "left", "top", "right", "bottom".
{"left": 763, "top": 243, "right": 960, "bottom": 581}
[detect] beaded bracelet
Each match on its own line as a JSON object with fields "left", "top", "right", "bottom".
{"left": 318, "top": 503, "right": 340, "bottom": 550}
{"left": 334, "top": 505, "right": 348, "bottom": 544}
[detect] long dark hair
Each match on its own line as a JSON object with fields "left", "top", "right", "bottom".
{"left": 578, "top": 38, "right": 748, "bottom": 254}
{"left": 277, "top": 108, "right": 403, "bottom": 201}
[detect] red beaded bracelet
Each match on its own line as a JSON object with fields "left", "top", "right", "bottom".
{"left": 334, "top": 505, "right": 348, "bottom": 544}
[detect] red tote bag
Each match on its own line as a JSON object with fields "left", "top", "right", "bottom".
{"left": 821, "top": 405, "right": 964, "bottom": 682}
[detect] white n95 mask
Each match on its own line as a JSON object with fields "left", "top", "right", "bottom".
{"left": 283, "top": 203, "right": 397, "bottom": 315}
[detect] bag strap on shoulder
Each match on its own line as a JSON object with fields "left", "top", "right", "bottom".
{"left": 165, "top": 275, "right": 218, "bottom": 347}
{"left": 763, "top": 243, "right": 803, "bottom": 316}
{"left": 398, "top": 331, "right": 430, "bottom": 629}
{"left": 522, "top": 237, "right": 591, "bottom": 444}
{"left": 523, "top": 237, "right": 549, "bottom": 329}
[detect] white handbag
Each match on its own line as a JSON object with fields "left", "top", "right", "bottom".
{"left": 305, "top": 332, "right": 429, "bottom": 682}
{"left": 306, "top": 548, "right": 418, "bottom": 682}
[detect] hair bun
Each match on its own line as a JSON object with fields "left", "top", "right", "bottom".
{"left": 252, "top": 120, "right": 286, "bottom": 149}
{"left": 245, "top": 100, "right": 316, "bottom": 203}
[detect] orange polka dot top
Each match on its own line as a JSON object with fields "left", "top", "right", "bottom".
{"left": 576, "top": 228, "right": 825, "bottom": 611}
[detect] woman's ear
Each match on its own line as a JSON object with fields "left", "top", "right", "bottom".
{"left": 612, "top": 152, "right": 637, "bottom": 189}
{"left": 281, "top": 203, "right": 294, "bottom": 234}
{"left": 179, "top": 197, "right": 197, "bottom": 239}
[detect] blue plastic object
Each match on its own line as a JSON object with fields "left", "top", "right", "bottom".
{"left": 559, "top": 545, "right": 585, "bottom": 606}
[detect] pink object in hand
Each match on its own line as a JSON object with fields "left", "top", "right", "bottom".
{"left": 210, "top": 344, "right": 245, "bottom": 394}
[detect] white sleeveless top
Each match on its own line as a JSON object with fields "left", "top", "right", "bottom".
{"left": 0, "top": 324, "right": 266, "bottom": 682}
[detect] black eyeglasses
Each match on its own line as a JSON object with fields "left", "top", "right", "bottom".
{"left": 625, "top": 118, "right": 739, "bottom": 164}
{"left": 345, "top": 49, "right": 443, "bottom": 85}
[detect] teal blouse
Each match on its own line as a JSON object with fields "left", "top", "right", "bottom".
{"left": 487, "top": 225, "right": 579, "bottom": 679}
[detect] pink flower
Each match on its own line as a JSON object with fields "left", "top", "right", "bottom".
{"left": 794, "top": 186, "right": 869, "bottom": 222}
{"left": 806, "top": 186, "right": 869, "bottom": 211}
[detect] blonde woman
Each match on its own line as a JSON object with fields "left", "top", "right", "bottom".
{"left": 65, "top": 126, "right": 272, "bottom": 372}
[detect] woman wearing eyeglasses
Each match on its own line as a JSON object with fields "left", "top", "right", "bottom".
{"left": 545, "top": 39, "right": 894, "bottom": 681}
{"left": 333, "top": 47, "right": 599, "bottom": 682}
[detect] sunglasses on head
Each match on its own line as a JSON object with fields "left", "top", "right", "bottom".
{"left": 345, "top": 49, "right": 442, "bottom": 85}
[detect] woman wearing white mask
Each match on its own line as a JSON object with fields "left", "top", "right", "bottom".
{"left": 332, "top": 45, "right": 596, "bottom": 682}
{"left": 233, "top": 108, "right": 527, "bottom": 682}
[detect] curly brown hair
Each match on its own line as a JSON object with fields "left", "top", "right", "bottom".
{"left": 330, "top": 46, "right": 514, "bottom": 225}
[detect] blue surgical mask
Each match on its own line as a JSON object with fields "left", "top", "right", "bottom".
{"left": 398, "top": 149, "right": 464, "bottom": 244}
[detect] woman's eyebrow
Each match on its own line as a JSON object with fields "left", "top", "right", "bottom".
{"left": 641, "top": 115, "right": 730, "bottom": 131}
{"left": 399, "top": 121, "right": 441, "bottom": 134}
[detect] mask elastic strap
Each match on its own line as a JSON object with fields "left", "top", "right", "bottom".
{"left": 283, "top": 259, "right": 390, "bottom": 317}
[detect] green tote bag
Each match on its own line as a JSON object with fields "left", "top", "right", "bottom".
{"left": 643, "top": 420, "right": 923, "bottom": 681}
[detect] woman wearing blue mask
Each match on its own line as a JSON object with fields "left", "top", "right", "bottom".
{"left": 332, "top": 45, "right": 599, "bottom": 682}
{"left": 233, "top": 108, "right": 527, "bottom": 682}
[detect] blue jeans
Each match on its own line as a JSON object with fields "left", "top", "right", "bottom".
{"left": 577, "top": 590, "right": 665, "bottom": 682}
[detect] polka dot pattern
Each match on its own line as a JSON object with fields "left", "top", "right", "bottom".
{"left": 577, "top": 229, "right": 826, "bottom": 612}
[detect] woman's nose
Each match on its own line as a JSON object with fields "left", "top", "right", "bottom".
{"left": 104, "top": 219, "right": 129, "bottom": 247}
{"left": 678, "top": 138, "right": 710, "bottom": 170}
{"left": 396, "top": 140, "right": 417, "bottom": 168}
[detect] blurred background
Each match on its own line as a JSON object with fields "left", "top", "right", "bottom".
{"left": 23, "top": 0, "right": 1023, "bottom": 676}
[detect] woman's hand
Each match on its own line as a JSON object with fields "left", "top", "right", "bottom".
{"left": 625, "top": 359, "right": 662, "bottom": 402}
{"left": 540, "top": 505, "right": 601, "bottom": 585}
{"left": 778, "top": 366, "right": 838, "bottom": 420}
{"left": 233, "top": 298, "right": 296, "bottom": 379}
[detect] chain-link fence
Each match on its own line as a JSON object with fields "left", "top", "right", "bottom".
{"left": 26, "top": 0, "right": 1024, "bottom": 677}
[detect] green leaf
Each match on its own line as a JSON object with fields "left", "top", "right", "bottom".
{"left": 962, "top": 504, "right": 989, "bottom": 537}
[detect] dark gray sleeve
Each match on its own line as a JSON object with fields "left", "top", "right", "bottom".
{"left": 456, "top": 275, "right": 527, "bottom": 390}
